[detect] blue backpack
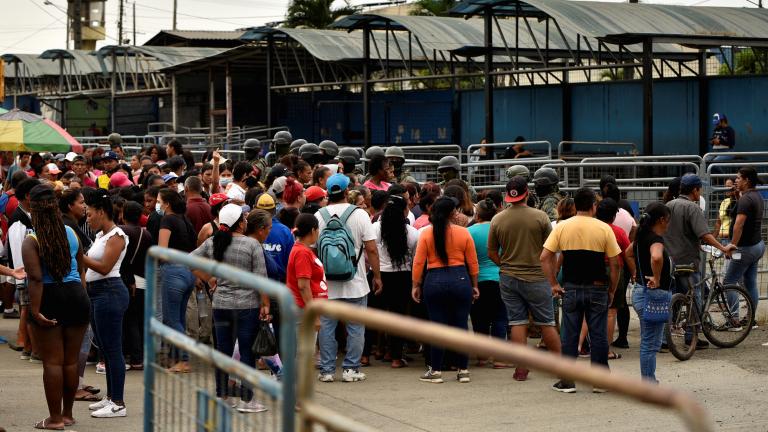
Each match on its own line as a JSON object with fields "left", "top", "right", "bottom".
{"left": 317, "top": 205, "right": 364, "bottom": 282}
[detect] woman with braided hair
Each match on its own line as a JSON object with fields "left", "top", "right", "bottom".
{"left": 22, "top": 184, "right": 88, "bottom": 430}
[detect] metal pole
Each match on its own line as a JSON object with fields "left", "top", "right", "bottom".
{"left": 484, "top": 10, "right": 495, "bottom": 145}
{"left": 266, "top": 37, "right": 273, "bottom": 130}
{"left": 208, "top": 67, "right": 215, "bottom": 145}
{"left": 642, "top": 38, "right": 653, "bottom": 155}
{"left": 225, "top": 63, "right": 233, "bottom": 149}
{"left": 698, "top": 50, "right": 709, "bottom": 156}
{"left": 110, "top": 52, "right": 117, "bottom": 132}
{"left": 132, "top": 2, "right": 136, "bottom": 45}
{"left": 363, "top": 27, "right": 371, "bottom": 148}
{"left": 171, "top": 74, "right": 178, "bottom": 133}
{"left": 73, "top": 0, "right": 83, "bottom": 49}
{"left": 118, "top": 0, "right": 124, "bottom": 45}
{"left": 172, "top": 0, "right": 178, "bottom": 30}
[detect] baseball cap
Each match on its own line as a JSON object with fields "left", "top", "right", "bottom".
{"left": 304, "top": 186, "right": 327, "bottom": 202}
{"left": 54, "top": 154, "right": 66, "bottom": 162}
{"left": 504, "top": 176, "right": 529, "bottom": 203}
{"left": 29, "top": 184, "right": 56, "bottom": 202}
{"left": 45, "top": 163, "right": 61, "bottom": 175}
{"left": 269, "top": 164, "right": 290, "bottom": 178}
{"left": 208, "top": 193, "right": 229, "bottom": 207}
{"left": 681, "top": 173, "right": 703, "bottom": 188}
{"left": 712, "top": 113, "right": 727, "bottom": 125}
{"left": 162, "top": 172, "right": 179, "bottom": 183}
{"left": 102, "top": 151, "right": 119, "bottom": 161}
{"left": 65, "top": 152, "right": 79, "bottom": 162}
{"left": 218, "top": 203, "right": 244, "bottom": 229}
{"left": 270, "top": 176, "right": 288, "bottom": 195}
{"left": 109, "top": 171, "right": 133, "bottom": 188}
{"left": 326, "top": 173, "right": 350, "bottom": 195}
{"left": 256, "top": 193, "right": 276, "bottom": 210}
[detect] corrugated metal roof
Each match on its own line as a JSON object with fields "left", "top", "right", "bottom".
{"left": 451, "top": 0, "right": 768, "bottom": 45}
{"left": 1, "top": 54, "right": 61, "bottom": 78}
{"left": 154, "top": 30, "right": 247, "bottom": 41}
{"left": 95, "top": 46, "right": 226, "bottom": 69}
{"left": 39, "top": 49, "right": 105, "bottom": 75}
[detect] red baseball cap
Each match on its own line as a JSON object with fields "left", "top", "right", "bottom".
{"left": 504, "top": 176, "right": 529, "bottom": 203}
{"left": 208, "top": 193, "right": 229, "bottom": 207}
{"left": 304, "top": 186, "right": 327, "bottom": 202}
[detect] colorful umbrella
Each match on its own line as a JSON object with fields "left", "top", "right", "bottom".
{"left": 0, "top": 109, "right": 82, "bottom": 153}
{"left": 0, "top": 108, "right": 7, "bottom": 114}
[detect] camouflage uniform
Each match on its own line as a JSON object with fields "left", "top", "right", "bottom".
{"left": 251, "top": 157, "right": 269, "bottom": 183}
{"left": 538, "top": 191, "right": 565, "bottom": 222}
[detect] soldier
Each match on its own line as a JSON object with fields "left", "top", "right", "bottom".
{"left": 319, "top": 140, "right": 339, "bottom": 165}
{"left": 243, "top": 138, "right": 269, "bottom": 182}
{"left": 437, "top": 155, "right": 477, "bottom": 201}
{"left": 385, "top": 146, "right": 416, "bottom": 183}
{"left": 533, "top": 167, "right": 565, "bottom": 222}
{"left": 273, "top": 130, "right": 293, "bottom": 158}
{"left": 107, "top": 132, "right": 125, "bottom": 162}
{"left": 506, "top": 164, "right": 538, "bottom": 208}
{"left": 289, "top": 139, "right": 307, "bottom": 156}
{"left": 339, "top": 147, "right": 365, "bottom": 185}
{"left": 299, "top": 143, "right": 323, "bottom": 167}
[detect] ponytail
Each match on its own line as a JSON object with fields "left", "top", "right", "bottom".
{"left": 380, "top": 194, "right": 409, "bottom": 269}
{"left": 212, "top": 214, "right": 242, "bottom": 261}
{"left": 430, "top": 197, "right": 457, "bottom": 264}
{"left": 637, "top": 202, "right": 670, "bottom": 242}
{"left": 475, "top": 197, "right": 497, "bottom": 222}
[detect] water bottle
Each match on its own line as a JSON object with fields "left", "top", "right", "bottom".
{"left": 197, "top": 291, "right": 209, "bottom": 318}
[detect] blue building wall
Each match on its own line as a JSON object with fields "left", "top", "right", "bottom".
{"left": 2, "top": 96, "right": 40, "bottom": 114}
{"left": 708, "top": 76, "right": 768, "bottom": 152}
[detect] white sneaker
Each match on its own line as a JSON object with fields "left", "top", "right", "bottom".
{"left": 236, "top": 400, "right": 268, "bottom": 413}
{"left": 219, "top": 397, "right": 239, "bottom": 409}
{"left": 341, "top": 369, "right": 366, "bottom": 382}
{"left": 317, "top": 373, "right": 334, "bottom": 383}
{"left": 89, "top": 398, "right": 112, "bottom": 411}
{"left": 91, "top": 402, "right": 127, "bottom": 418}
{"left": 96, "top": 362, "right": 106, "bottom": 375}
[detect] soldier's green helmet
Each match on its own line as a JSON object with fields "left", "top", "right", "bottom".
{"left": 319, "top": 140, "right": 339, "bottom": 158}
{"left": 437, "top": 155, "right": 460, "bottom": 172}
{"left": 365, "top": 146, "right": 385, "bottom": 160}
{"left": 339, "top": 147, "right": 360, "bottom": 164}
{"left": 506, "top": 165, "right": 530, "bottom": 181}
{"left": 533, "top": 167, "right": 559, "bottom": 187}
{"left": 384, "top": 146, "right": 405, "bottom": 160}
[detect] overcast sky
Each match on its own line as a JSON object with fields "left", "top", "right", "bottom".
{"left": 1, "top": 0, "right": 760, "bottom": 54}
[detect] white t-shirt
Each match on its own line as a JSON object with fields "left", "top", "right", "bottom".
{"left": 613, "top": 208, "right": 636, "bottom": 238}
{"left": 407, "top": 211, "right": 416, "bottom": 225}
{"left": 372, "top": 221, "right": 419, "bottom": 272}
{"left": 315, "top": 203, "right": 376, "bottom": 300}
{"left": 226, "top": 183, "right": 246, "bottom": 202}
{"left": 86, "top": 226, "right": 129, "bottom": 282}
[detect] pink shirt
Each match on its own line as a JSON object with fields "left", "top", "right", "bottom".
{"left": 363, "top": 179, "right": 391, "bottom": 192}
{"left": 613, "top": 208, "right": 636, "bottom": 238}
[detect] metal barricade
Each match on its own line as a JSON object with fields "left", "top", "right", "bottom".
{"left": 463, "top": 158, "right": 564, "bottom": 191}
{"left": 465, "top": 141, "right": 553, "bottom": 162}
{"left": 75, "top": 135, "right": 157, "bottom": 147}
{"left": 144, "top": 247, "right": 300, "bottom": 432}
{"left": 148, "top": 122, "right": 174, "bottom": 136}
{"left": 296, "top": 301, "right": 713, "bottom": 432}
{"left": 402, "top": 159, "right": 440, "bottom": 184}
{"left": 557, "top": 141, "right": 637, "bottom": 159}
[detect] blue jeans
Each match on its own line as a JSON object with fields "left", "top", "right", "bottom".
{"left": 319, "top": 296, "right": 367, "bottom": 374}
{"left": 161, "top": 263, "right": 195, "bottom": 361}
{"left": 561, "top": 284, "right": 609, "bottom": 368}
{"left": 423, "top": 266, "right": 473, "bottom": 371}
{"left": 724, "top": 241, "right": 765, "bottom": 311}
{"left": 632, "top": 285, "right": 666, "bottom": 383}
{"left": 212, "top": 308, "right": 260, "bottom": 400}
{"left": 88, "top": 277, "right": 129, "bottom": 402}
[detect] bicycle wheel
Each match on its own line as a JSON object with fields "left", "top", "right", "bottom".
{"left": 701, "top": 284, "right": 754, "bottom": 348}
{"left": 666, "top": 293, "right": 697, "bottom": 361}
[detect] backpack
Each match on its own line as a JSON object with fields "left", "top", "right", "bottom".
{"left": 317, "top": 205, "right": 364, "bottom": 282}
{"left": 0, "top": 192, "right": 9, "bottom": 215}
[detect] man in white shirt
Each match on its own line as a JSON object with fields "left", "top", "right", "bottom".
{"left": 315, "top": 174, "right": 382, "bottom": 383}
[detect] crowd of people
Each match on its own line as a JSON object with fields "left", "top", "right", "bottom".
{"left": 0, "top": 131, "right": 764, "bottom": 429}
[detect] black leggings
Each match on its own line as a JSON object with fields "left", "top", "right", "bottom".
{"left": 123, "top": 289, "right": 144, "bottom": 364}
{"left": 382, "top": 271, "right": 413, "bottom": 360}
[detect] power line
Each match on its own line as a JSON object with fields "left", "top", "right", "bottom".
{"left": 0, "top": 18, "right": 62, "bottom": 51}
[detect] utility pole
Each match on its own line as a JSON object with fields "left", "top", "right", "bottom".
{"left": 118, "top": 0, "right": 124, "bottom": 45}
{"left": 173, "top": 0, "right": 178, "bottom": 30}
{"left": 73, "top": 0, "right": 83, "bottom": 49}
{"left": 133, "top": 2, "right": 136, "bottom": 45}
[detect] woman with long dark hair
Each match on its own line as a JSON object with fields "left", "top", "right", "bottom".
{"left": 363, "top": 155, "right": 392, "bottom": 192}
{"left": 156, "top": 188, "right": 197, "bottom": 373}
{"left": 625, "top": 202, "right": 671, "bottom": 383}
{"left": 286, "top": 214, "right": 327, "bottom": 309}
{"left": 22, "top": 185, "right": 86, "bottom": 429}
{"left": 82, "top": 189, "right": 130, "bottom": 418}
{"left": 443, "top": 184, "right": 472, "bottom": 227}
{"left": 412, "top": 197, "right": 479, "bottom": 383}
{"left": 192, "top": 204, "right": 271, "bottom": 413}
{"left": 374, "top": 193, "right": 419, "bottom": 368}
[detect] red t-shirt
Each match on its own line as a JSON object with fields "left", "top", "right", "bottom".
{"left": 608, "top": 223, "right": 630, "bottom": 268}
{"left": 286, "top": 242, "right": 327, "bottom": 308}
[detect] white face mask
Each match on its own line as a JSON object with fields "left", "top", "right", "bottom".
{"left": 219, "top": 177, "right": 233, "bottom": 187}
{"left": 155, "top": 202, "right": 164, "bottom": 216}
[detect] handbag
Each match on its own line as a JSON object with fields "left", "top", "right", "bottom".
{"left": 252, "top": 320, "right": 278, "bottom": 357}
{"left": 636, "top": 242, "right": 672, "bottom": 324}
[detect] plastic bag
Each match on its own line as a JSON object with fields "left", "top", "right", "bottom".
{"left": 252, "top": 320, "right": 278, "bottom": 357}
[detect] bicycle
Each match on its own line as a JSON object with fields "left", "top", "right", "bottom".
{"left": 665, "top": 245, "right": 754, "bottom": 361}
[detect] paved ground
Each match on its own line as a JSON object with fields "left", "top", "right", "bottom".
{"left": 2, "top": 315, "right": 768, "bottom": 431}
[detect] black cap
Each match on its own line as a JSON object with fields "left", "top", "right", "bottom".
{"left": 269, "top": 163, "right": 290, "bottom": 178}
{"left": 505, "top": 176, "right": 528, "bottom": 203}
{"left": 29, "top": 184, "right": 56, "bottom": 202}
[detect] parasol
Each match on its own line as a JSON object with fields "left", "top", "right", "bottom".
{"left": 0, "top": 109, "right": 83, "bottom": 153}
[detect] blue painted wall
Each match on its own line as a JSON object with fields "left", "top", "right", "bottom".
{"left": 570, "top": 81, "right": 642, "bottom": 154}
{"left": 459, "top": 86, "right": 563, "bottom": 146}
{"left": 2, "top": 96, "right": 40, "bottom": 114}
{"left": 708, "top": 76, "right": 768, "bottom": 152}
{"left": 653, "top": 80, "right": 699, "bottom": 155}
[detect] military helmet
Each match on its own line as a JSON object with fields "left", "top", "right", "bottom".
{"left": 533, "top": 167, "right": 559, "bottom": 187}
{"left": 384, "top": 146, "right": 406, "bottom": 160}
{"left": 318, "top": 140, "right": 339, "bottom": 158}
{"left": 107, "top": 132, "right": 122, "bottom": 145}
{"left": 339, "top": 147, "right": 360, "bottom": 164}
{"left": 437, "top": 155, "right": 460, "bottom": 172}
{"left": 506, "top": 165, "right": 530, "bottom": 180}
{"left": 243, "top": 138, "right": 261, "bottom": 150}
{"left": 365, "top": 146, "right": 385, "bottom": 160}
{"left": 289, "top": 139, "right": 307, "bottom": 155}
{"left": 299, "top": 143, "right": 322, "bottom": 161}
{"left": 273, "top": 130, "right": 293, "bottom": 145}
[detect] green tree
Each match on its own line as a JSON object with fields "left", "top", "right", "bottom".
{"left": 718, "top": 48, "right": 768, "bottom": 75}
{"left": 284, "top": 0, "right": 359, "bottom": 29}
{"left": 409, "top": 0, "right": 457, "bottom": 16}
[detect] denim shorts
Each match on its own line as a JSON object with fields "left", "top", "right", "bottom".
{"left": 499, "top": 274, "right": 555, "bottom": 326}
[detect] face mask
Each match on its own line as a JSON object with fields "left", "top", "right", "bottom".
{"left": 441, "top": 170, "right": 457, "bottom": 182}
{"left": 219, "top": 177, "right": 233, "bottom": 187}
{"left": 155, "top": 202, "right": 165, "bottom": 216}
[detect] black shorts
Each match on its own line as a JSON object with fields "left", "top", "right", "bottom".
{"left": 30, "top": 281, "right": 91, "bottom": 327}
{"left": 610, "top": 268, "right": 629, "bottom": 309}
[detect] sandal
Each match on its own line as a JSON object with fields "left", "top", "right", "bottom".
{"left": 608, "top": 351, "right": 622, "bottom": 360}
{"left": 34, "top": 419, "right": 64, "bottom": 430}
{"left": 75, "top": 390, "right": 101, "bottom": 402}
{"left": 82, "top": 385, "right": 101, "bottom": 395}
{"left": 64, "top": 419, "right": 76, "bottom": 427}
{"left": 128, "top": 363, "right": 144, "bottom": 371}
